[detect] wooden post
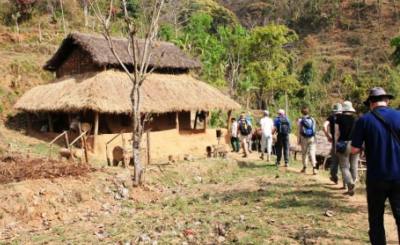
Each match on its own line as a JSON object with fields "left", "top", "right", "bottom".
{"left": 64, "top": 131, "right": 70, "bottom": 149}
{"left": 175, "top": 112, "right": 180, "bottom": 131}
{"left": 204, "top": 111, "right": 208, "bottom": 132}
{"left": 93, "top": 112, "right": 99, "bottom": 153}
{"left": 227, "top": 110, "right": 232, "bottom": 130}
{"left": 194, "top": 111, "right": 198, "bottom": 130}
{"left": 146, "top": 130, "right": 151, "bottom": 165}
{"left": 82, "top": 135, "right": 89, "bottom": 164}
{"left": 48, "top": 113, "right": 54, "bottom": 132}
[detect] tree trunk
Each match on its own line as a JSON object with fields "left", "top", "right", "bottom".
{"left": 131, "top": 85, "right": 143, "bottom": 186}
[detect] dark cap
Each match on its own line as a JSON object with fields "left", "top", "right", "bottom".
{"left": 363, "top": 87, "right": 394, "bottom": 106}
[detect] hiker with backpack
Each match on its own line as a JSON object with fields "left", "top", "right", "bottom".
{"left": 351, "top": 87, "right": 400, "bottom": 245}
{"left": 335, "top": 101, "right": 359, "bottom": 196}
{"left": 238, "top": 113, "right": 252, "bottom": 158}
{"left": 273, "top": 109, "right": 291, "bottom": 167}
{"left": 298, "top": 107, "right": 318, "bottom": 175}
{"left": 323, "top": 103, "right": 345, "bottom": 188}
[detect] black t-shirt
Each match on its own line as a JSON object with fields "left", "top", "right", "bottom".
{"left": 336, "top": 114, "right": 357, "bottom": 141}
{"left": 327, "top": 115, "right": 336, "bottom": 136}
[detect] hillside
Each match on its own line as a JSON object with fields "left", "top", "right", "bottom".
{"left": 1, "top": 0, "right": 400, "bottom": 121}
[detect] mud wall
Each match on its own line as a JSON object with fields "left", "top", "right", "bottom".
{"left": 91, "top": 128, "right": 229, "bottom": 163}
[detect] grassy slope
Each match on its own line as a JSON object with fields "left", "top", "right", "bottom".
{"left": 3, "top": 158, "right": 371, "bottom": 244}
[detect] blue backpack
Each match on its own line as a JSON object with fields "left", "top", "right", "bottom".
{"left": 300, "top": 117, "right": 315, "bottom": 138}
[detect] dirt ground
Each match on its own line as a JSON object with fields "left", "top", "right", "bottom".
{"left": 0, "top": 150, "right": 397, "bottom": 244}
{"left": 0, "top": 154, "right": 94, "bottom": 184}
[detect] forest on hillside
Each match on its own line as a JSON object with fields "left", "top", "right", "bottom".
{"left": 1, "top": 0, "right": 400, "bottom": 125}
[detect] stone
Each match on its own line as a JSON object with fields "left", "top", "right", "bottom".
{"left": 194, "top": 176, "right": 203, "bottom": 183}
{"left": 139, "top": 234, "right": 151, "bottom": 243}
{"left": 217, "top": 236, "right": 226, "bottom": 243}
{"left": 119, "top": 187, "right": 129, "bottom": 198}
{"left": 114, "top": 193, "right": 122, "bottom": 200}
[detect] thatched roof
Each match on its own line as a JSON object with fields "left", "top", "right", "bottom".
{"left": 14, "top": 71, "right": 240, "bottom": 114}
{"left": 44, "top": 32, "right": 201, "bottom": 71}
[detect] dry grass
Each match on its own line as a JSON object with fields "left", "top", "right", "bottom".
{"left": 44, "top": 32, "right": 201, "bottom": 71}
{"left": 14, "top": 70, "right": 240, "bottom": 114}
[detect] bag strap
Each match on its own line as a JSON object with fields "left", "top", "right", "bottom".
{"left": 371, "top": 109, "right": 400, "bottom": 145}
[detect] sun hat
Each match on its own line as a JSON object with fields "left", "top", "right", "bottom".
{"left": 332, "top": 103, "right": 342, "bottom": 113}
{"left": 263, "top": 110, "right": 269, "bottom": 116}
{"left": 363, "top": 87, "right": 394, "bottom": 106}
{"left": 342, "top": 101, "right": 356, "bottom": 113}
{"left": 278, "top": 109, "right": 285, "bottom": 115}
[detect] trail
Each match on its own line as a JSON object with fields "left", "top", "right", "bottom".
{"left": 285, "top": 165, "right": 399, "bottom": 244}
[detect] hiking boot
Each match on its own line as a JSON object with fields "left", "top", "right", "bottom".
{"left": 260, "top": 154, "right": 264, "bottom": 160}
{"left": 284, "top": 163, "right": 289, "bottom": 167}
{"left": 348, "top": 184, "right": 355, "bottom": 196}
{"left": 300, "top": 167, "right": 306, "bottom": 173}
{"left": 312, "top": 168, "right": 318, "bottom": 175}
{"left": 330, "top": 176, "right": 338, "bottom": 185}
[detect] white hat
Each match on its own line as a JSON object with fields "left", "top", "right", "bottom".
{"left": 278, "top": 109, "right": 285, "bottom": 115}
{"left": 263, "top": 110, "right": 269, "bottom": 116}
{"left": 342, "top": 101, "right": 356, "bottom": 113}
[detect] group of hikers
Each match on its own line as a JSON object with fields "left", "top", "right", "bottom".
{"left": 229, "top": 87, "right": 400, "bottom": 245}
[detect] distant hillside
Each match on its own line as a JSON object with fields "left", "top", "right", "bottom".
{"left": 1, "top": 0, "right": 400, "bottom": 120}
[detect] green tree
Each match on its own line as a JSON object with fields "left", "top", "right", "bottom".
{"left": 180, "top": 13, "right": 226, "bottom": 86}
{"left": 244, "top": 24, "right": 300, "bottom": 108}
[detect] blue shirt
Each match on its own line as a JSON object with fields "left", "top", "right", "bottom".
{"left": 273, "top": 116, "right": 291, "bottom": 134}
{"left": 351, "top": 107, "right": 400, "bottom": 181}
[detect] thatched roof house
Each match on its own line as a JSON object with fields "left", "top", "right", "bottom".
{"left": 15, "top": 71, "right": 239, "bottom": 114}
{"left": 15, "top": 32, "right": 240, "bottom": 154}
{"left": 44, "top": 33, "right": 201, "bottom": 77}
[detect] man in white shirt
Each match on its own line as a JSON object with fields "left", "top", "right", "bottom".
{"left": 230, "top": 117, "right": 240, "bottom": 152}
{"left": 260, "top": 110, "right": 273, "bottom": 161}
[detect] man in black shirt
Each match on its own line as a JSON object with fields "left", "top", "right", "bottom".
{"left": 323, "top": 103, "right": 342, "bottom": 185}
{"left": 335, "top": 101, "right": 359, "bottom": 196}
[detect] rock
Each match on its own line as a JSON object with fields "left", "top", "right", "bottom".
{"left": 239, "top": 215, "right": 245, "bottom": 222}
{"left": 95, "top": 230, "right": 108, "bottom": 240}
{"left": 194, "top": 176, "right": 203, "bottom": 183}
{"left": 183, "top": 154, "right": 194, "bottom": 161}
{"left": 152, "top": 241, "right": 158, "bottom": 245}
{"left": 139, "top": 234, "right": 151, "bottom": 243}
{"left": 114, "top": 193, "right": 122, "bottom": 200}
{"left": 118, "top": 187, "right": 129, "bottom": 198}
{"left": 217, "top": 236, "right": 226, "bottom": 243}
{"left": 325, "top": 210, "right": 334, "bottom": 217}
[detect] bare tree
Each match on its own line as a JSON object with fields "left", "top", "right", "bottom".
{"left": 91, "top": 0, "right": 164, "bottom": 186}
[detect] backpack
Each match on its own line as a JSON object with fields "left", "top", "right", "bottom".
{"left": 239, "top": 120, "right": 252, "bottom": 136}
{"left": 278, "top": 117, "right": 290, "bottom": 135}
{"left": 300, "top": 116, "right": 315, "bottom": 138}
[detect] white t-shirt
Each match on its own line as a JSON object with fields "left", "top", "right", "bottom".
{"left": 231, "top": 121, "right": 238, "bottom": 138}
{"left": 260, "top": 117, "right": 273, "bottom": 137}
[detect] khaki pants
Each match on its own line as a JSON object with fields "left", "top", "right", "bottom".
{"left": 337, "top": 141, "right": 359, "bottom": 188}
{"left": 240, "top": 135, "right": 249, "bottom": 156}
{"left": 300, "top": 136, "right": 317, "bottom": 168}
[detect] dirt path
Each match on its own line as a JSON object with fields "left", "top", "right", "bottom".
{"left": 285, "top": 164, "right": 399, "bottom": 244}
